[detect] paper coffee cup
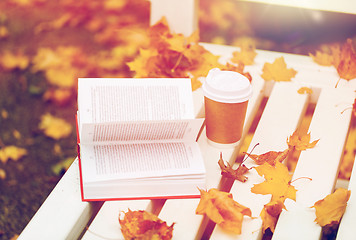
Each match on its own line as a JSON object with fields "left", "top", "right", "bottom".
{"left": 202, "top": 68, "right": 252, "bottom": 147}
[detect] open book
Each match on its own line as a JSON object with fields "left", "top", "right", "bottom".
{"left": 77, "top": 78, "right": 206, "bottom": 201}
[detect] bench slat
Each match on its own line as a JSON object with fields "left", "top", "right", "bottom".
{"left": 272, "top": 87, "right": 355, "bottom": 240}
{"left": 211, "top": 81, "right": 309, "bottom": 239}
{"left": 157, "top": 69, "right": 266, "bottom": 240}
{"left": 81, "top": 200, "right": 151, "bottom": 240}
{"left": 337, "top": 155, "right": 356, "bottom": 239}
{"left": 18, "top": 159, "right": 100, "bottom": 240}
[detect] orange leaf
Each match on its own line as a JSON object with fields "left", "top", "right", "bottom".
{"left": 0, "top": 51, "right": 29, "bottom": 70}
{"left": 119, "top": 209, "right": 174, "bottom": 240}
{"left": 310, "top": 39, "right": 356, "bottom": 81}
{"left": 261, "top": 56, "right": 297, "bottom": 82}
{"left": 260, "top": 200, "right": 286, "bottom": 233}
{"left": 230, "top": 47, "right": 257, "bottom": 66}
{"left": 127, "top": 17, "right": 223, "bottom": 91}
{"left": 196, "top": 188, "right": 252, "bottom": 234}
{"left": 0, "top": 146, "right": 27, "bottom": 164}
{"left": 312, "top": 188, "right": 351, "bottom": 227}
{"left": 287, "top": 130, "right": 319, "bottom": 151}
{"left": 39, "top": 113, "right": 72, "bottom": 140}
{"left": 309, "top": 50, "right": 334, "bottom": 66}
{"left": 246, "top": 149, "right": 289, "bottom": 166}
{"left": 218, "top": 153, "right": 249, "bottom": 182}
{"left": 337, "top": 39, "right": 356, "bottom": 81}
{"left": 251, "top": 161, "right": 296, "bottom": 202}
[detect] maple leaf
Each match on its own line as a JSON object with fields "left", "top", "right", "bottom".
{"left": 309, "top": 51, "right": 334, "bottom": 66}
{"left": 246, "top": 148, "right": 289, "bottom": 166}
{"left": 230, "top": 42, "right": 257, "bottom": 66}
{"left": 336, "top": 38, "right": 356, "bottom": 81}
{"left": 196, "top": 188, "right": 252, "bottom": 234}
{"left": 309, "top": 43, "right": 341, "bottom": 67}
{"left": 251, "top": 161, "right": 296, "bottom": 202}
{"left": 260, "top": 200, "right": 286, "bottom": 233}
{"left": 297, "top": 87, "right": 313, "bottom": 94}
{"left": 38, "top": 113, "right": 72, "bottom": 140}
{"left": 261, "top": 56, "right": 297, "bottom": 82}
{"left": 312, "top": 188, "right": 351, "bottom": 227}
{"left": 127, "top": 17, "right": 224, "bottom": 91}
{"left": 287, "top": 130, "right": 319, "bottom": 151}
{"left": 218, "top": 153, "right": 249, "bottom": 182}
{"left": 0, "top": 146, "right": 28, "bottom": 164}
{"left": 119, "top": 209, "right": 174, "bottom": 240}
{"left": 310, "top": 39, "right": 356, "bottom": 84}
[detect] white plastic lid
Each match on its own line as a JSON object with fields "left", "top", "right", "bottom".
{"left": 202, "top": 68, "right": 253, "bottom": 103}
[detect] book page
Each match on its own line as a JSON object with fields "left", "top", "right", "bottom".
{"left": 80, "top": 141, "right": 205, "bottom": 182}
{"left": 80, "top": 119, "right": 204, "bottom": 144}
{"left": 78, "top": 78, "right": 195, "bottom": 125}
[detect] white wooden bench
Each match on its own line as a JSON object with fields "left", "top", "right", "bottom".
{"left": 18, "top": 1, "right": 356, "bottom": 239}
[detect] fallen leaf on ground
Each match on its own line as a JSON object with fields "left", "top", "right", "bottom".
{"left": 0, "top": 51, "right": 29, "bottom": 70}
{"left": 196, "top": 188, "right": 252, "bottom": 234}
{"left": 287, "top": 130, "right": 319, "bottom": 151}
{"left": 0, "top": 169, "right": 6, "bottom": 179}
{"left": 119, "top": 209, "right": 174, "bottom": 240}
{"left": 312, "top": 188, "right": 351, "bottom": 227}
{"left": 246, "top": 149, "right": 289, "bottom": 166}
{"left": 261, "top": 56, "right": 297, "bottom": 82}
{"left": 218, "top": 152, "right": 249, "bottom": 182}
{"left": 39, "top": 113, "right": 72, "bottom": 140}
{"left": 251, "top": 161, "right": 296, "bottom": 202}
{"left": 0, "top": 145, "right": 28, "bottom": 164}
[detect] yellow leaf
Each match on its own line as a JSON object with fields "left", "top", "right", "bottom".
{"left": 251, "top": 161, "right": 296, "bottom": 202}
{"left": 312, "top": 188, "right": 351, "bottom": 227}
{"left": 261, "top": 57, "right": 297, "bottom": 82}
{"left": 260, "top": 200, "right": 285, "bottom": 233}
{"left": 287, "top": 130, "right": 319, "bottom": 151}
{"left": 0, "top": 26, "right": 9, "bottom": 39}
{"left": 297, "top": 87, "right": 313, "bottom": 94}
{"left": 196, "top": 188, "right": 252, "bottom": 234}
{"left": 0, "top": 146, "right": 27, "bottom": 164}
{"left": 0, "top": 169, "right": 6, "bottom": 180}
{"left": 309, "top": 51, "right": 334, "bottom": 66}
{"left": 39, "top": 113, "right": 72, "bottom": 140}
{"left": 127, "top": 48, "right": 159, "bottom": 77}
{"left": 0, "top": 51, "right": 29, "bottom": 70}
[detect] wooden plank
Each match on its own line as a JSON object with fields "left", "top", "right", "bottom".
{"left": 18, "top": 159, "right": 100, "bottom": 240}
{"left": 211, "top": 82, "right": 309, "bottom": 239}
{"left": 336, "top": 154, "right": 356, "bottom": 239}
{"left": 272, "top": 87, "right": 354, "bottom": 240}
{"left": 157, "top": 70, "right": 266, "bottom": 240}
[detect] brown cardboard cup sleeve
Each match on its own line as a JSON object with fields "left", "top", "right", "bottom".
{"left": 202, "top": 68, "right": 252, "bottom": 147}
